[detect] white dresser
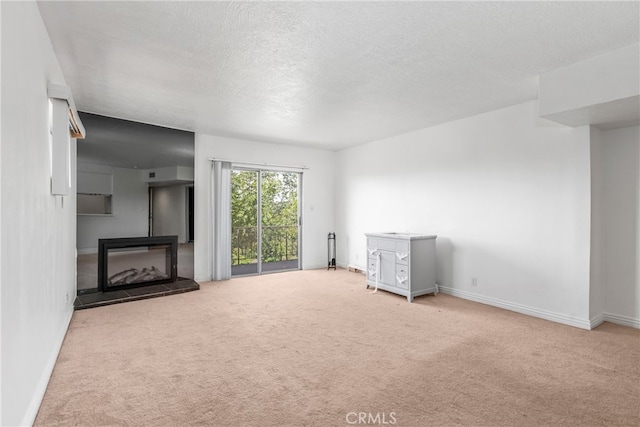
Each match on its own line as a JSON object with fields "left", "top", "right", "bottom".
{"left": 365, "top": 232, "right": 437, "bottom": 302}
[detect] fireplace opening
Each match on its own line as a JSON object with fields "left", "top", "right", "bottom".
{"left": 98, "top": 236, "right": 178, "bottom": 292}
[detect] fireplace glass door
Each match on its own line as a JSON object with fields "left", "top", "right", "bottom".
{"left": 98, "top": 236, "right": 178, "bottom": 291}
{"left": 106, "top": 245, "right": 171, "bottom": 287}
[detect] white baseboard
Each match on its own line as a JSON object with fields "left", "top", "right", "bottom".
{"left": 22, "top": 308, "right": 74, "bottom": 426}
{"left": 438, "top": 285, "right": 592, "bottom": 330}
{"left": 590, "top": 313, "right": 606, "bottom": 329}
{"left": 603, "top": 312, "right": 640, "bottom": 329}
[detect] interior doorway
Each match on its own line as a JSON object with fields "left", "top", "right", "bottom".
{"left": 187, "top": 186, "right": 194, "bottom": 242}
{"left": 231, "top": 169, "right": 301, "bottom": 276}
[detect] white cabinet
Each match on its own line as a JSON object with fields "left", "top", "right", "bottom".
{"left": 365, "top": 233, "right": 437, "bottom": 302}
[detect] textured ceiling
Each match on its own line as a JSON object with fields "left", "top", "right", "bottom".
{"left": 38, "top": 1, "right": 639, "bottom": 152}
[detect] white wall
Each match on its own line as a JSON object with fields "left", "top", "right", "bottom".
{"left": 336, "top": 100, "right": 593, "bottom": 328}
{"left": 589, "top": 127, "right": 604, "bottom": 324}
{"left": 539, "top": 43, "right": 640, "bottom": 129}
{"left": 77, "top": 162, "right": 148, "bottom": 253}
{"left": 1, "top": 2, "right": 77, "bottom": 425}
{"left": 194, "top": 134, "right": 336, "bottom": 282}
{"left": 601, "top": 126, "right": 640, "bottom": 326}
{"left": 540, "top": 44, "right": 639, "bottom": 116}
{"left": 77, "top": 170, "right": 113, "bottom": 194}
{"left": 153, "top": 184, "right": 189, "bottom": 243}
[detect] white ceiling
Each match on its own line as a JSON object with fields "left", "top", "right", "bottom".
{"left": 38, "top": 1, "right": 639, "bottom": 152}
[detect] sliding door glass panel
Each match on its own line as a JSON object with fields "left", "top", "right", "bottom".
{"left": 261, "top": 172, "right": 299, "bottom": 272}
{"left": 231, "top": 170, "right": 258, "bottom": 276}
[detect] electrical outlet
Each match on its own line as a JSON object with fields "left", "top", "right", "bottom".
{"left": 471, "top": 277, "right": 478, "bottom": 287}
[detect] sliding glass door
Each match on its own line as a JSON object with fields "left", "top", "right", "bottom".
{"left": 231, "top": 169, "right": 300, "bottom": 276}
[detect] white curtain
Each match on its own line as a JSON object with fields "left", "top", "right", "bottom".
{"left": 211, "top": 160, "right": 232, "bottom": 280}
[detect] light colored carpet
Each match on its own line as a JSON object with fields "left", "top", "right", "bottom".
{"left": 36, "top": 269, "right": 639, "bottom": 426}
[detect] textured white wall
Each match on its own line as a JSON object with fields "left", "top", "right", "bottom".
{"left": 194, "top": 134, "right": 336, "bottom": 281}
{"left": 601, "top": 126, "right": 640, "bottom": 325}
{"left": 336, "top": 101, "right": 593, "bottom": 327}
{"left": 152, "top": 184, "right": 188, "bottom": 243}
{"left": 1, "top": 2, "right": 76, "bottom": 425}
{"left": 77, "top": 163, "right": 148, "bottom": 253}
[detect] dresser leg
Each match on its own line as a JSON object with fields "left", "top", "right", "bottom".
{"left": 407, "top": 295, "right": 413, "bottom": 302}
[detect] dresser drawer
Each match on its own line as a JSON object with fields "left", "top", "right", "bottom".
{"left": 396, "top": 265, "right": 409, "bottom": 289}
{"left": 367, "top": 258, "right": 377, "bottom": 280}
{"left": 367, "top": 237, "right": 394, "bottom": 251}
{"left": 395, "top": 251, "right": 409, "bottom": 265}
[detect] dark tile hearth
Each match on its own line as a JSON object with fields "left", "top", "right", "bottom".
{"left": 74, "top": 278, "right": 199, "bottom": 310}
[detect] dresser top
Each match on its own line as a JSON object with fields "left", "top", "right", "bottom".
{"left": 365, "top": 232, "right": 437, "bottom": 240}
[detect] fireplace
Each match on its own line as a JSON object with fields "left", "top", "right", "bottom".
{"left": 98, "top": 236, "right": 178, "bottom": 292}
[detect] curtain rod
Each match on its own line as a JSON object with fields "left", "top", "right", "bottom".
{"left": 208, "top": 158, "right": 309, "bottom": 170}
